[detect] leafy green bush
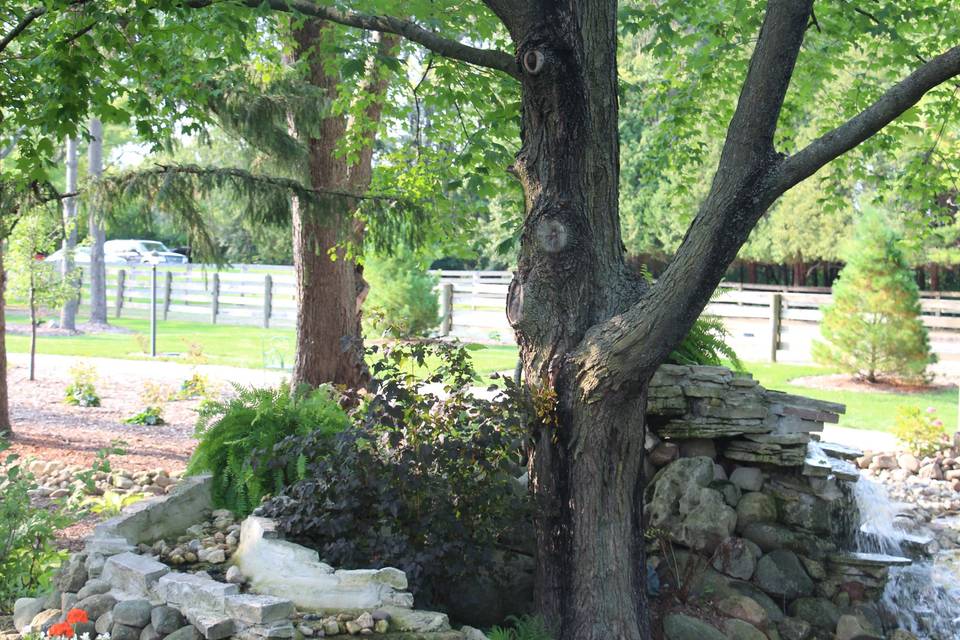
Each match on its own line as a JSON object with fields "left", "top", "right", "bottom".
{"left": 175, "top": 372, "right": 209, "bottom": 399}
{"left": 188, "top": 382, "right": 350, "bottom": 515}
{"left": 0, "top": 444, "right": 74, "bottom": 610}
{"left": 363, "top": 250, "right": 439, "bottom": 338}
{"left": 64, "top": 363, "right": 101, "bottom": 407}
{"left": 124, "top": 406, "right": 165, "bottom": 426}
{"left": 813, "top": 211, "right": 935, "bottom": 383}
{"left": 894, "top": 406, "right": 949, "bottom": 457}
{"left": 260, "top": 342, "right": 532, "bottom": 609}
{"left": 489, "top": 615, "right": 554, "bottom": 640}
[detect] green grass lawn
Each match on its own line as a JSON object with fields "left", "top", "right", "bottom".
{"left": 3, "top": 313, "right": 519, "bottom": 375}
{"left": 6, "top": 313, "right": 952, "bottom": 432}
{"left": 746, "top": 362, "right": 957, "bottom": 433}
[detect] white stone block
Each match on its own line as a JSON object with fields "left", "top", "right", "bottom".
{"left": 157, "top": 572, "right": 238, "bottom": 611}
{"left": 102, "top": 552, "right": 169, "bottom": 597}
{"left": 224, "top": 594, "right": 294, "bottom": 624}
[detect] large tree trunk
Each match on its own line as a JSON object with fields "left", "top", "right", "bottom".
{"left": 60, "top": 136, "right": 80, "bottom": 331}
{"left": 505, "top": 4, "right": 650, "bottom": 638}
{"left": 88, "top": 118, "right": 108, "bottom": 325}
{"left": 289, "top": 22, "right": 395, "bottom": 389}
{"left": 0, "top": 245, "right": 10, "bottom": 436}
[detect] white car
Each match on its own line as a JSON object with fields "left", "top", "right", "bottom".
{"left": 44, "top": 246, "right": 128, "bottom": 265}
{"left": 103, "top": 240, "right": 189, "bottom": 265}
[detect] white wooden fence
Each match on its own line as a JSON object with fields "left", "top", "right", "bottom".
{"left": 77, "top": 266, "right": 960, "bottom": 363}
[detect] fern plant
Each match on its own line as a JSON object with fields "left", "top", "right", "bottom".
{"left": 489, "top": 615, "right": 554, "bottom": 640}
{"left": 187, "top": 382, "right": 350, "bottom": 515}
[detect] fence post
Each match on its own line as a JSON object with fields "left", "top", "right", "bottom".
{"left": 114, "top": 269, "right": 126, "bottom": 318}
{"left": 211, "top": 273, "right": 220, "bottom": 324}
{"left": 769, "top": 293, "right": 782, "bottom": 363}
{"left": 163, "top": 271, "right": 173, "bottom": 320}
{"left": 263, "top": 274, "right": 273, "bottom": 328}
{"left": 440, "top": 283, "right": 454, "bottom": 336}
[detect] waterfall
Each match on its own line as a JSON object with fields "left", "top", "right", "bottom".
{"left": 853, "top": 477, "right": 960, "bottom": 639}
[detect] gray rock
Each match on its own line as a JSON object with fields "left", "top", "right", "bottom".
{"left": 75, "top": 593, "right": 118, "bottom": 621}
{"left": 835, "top": 614, "right": 883, "bottom": 640}
{"left": 30, "top": 610, "right": 62, "bottom": 634}
{"left": 650, "top": 442, "right": 680, "bottom": 466}
{"left": 164, "top": 626, "right": 202, "bottom": 640}
{"left": 461, "top": 626, "right": 489, "bottom": 640}
{"left": 736, "top": 492, "right": 778, "bottom": 531}
{"left": 56, "top": 555, "right": 89, "bottom": 592}
{"left": 714, "top": 594, "right": 768, "bottom": 628}
{"left": 44, "top": 589, "right": 62, "bottom": 610}
{"left": 680, "top": 439, "right": 717, "bottom": 459}
{"left": 754, "top": 550, "right": 813, "bottom": 600}
{"left": 13, "top": 598, "right": 45, "bottom": 633}
{"left": 741, "top": 522, "right": 797, "bottom": 552}
{"left": 60, "top": 592, "right": 78, "bottom": 613}
{"left": 102, "top": 553, "right": 169, "bottom": 597}
{"left": 709, "top": 480, "right": 742, "bottom": 507}
{"left": 225, "top": 565, "right": 244, "bottom": 584}
{"left": 140, "top": 624, "right": 161, "bottom": 640}
{"left": 96, "top": 611, "right": 114, "bottom": 635}
{"left": 729, "top": 581, "right": 785, "bottom": 623}
{"left": 76, "top": 578, "right": 111, "bottom": 601}
{"left": 112, "top": 623, "right": 144, "bottom": 640}
{"left": 730, "top": 467, "right": 764, "bottom": 492}
{"left": 663, "top": 614, "right": 726, "bottom": 640}
{"left": 712, "top": 538, "right": 762, "bottom": 581}
{"left": 647, "top": 457, "right": 737, "bottom": 552}
{"left": 722, "top": 618, "right": 766, "bottom": 640}
{"left": 777, "top": 617, "right": 812, "bottom": 640}
{"left": 152, "top": 606, "right": 186, "bottom": 635}
{"left": 85, "top": 553, "right": 107, "bottom": 579}
{"left": 788, "top": 597, "right": 840, "bottom": 630}
{"left": 114, "top": 599, "right": 153, "bottom": 627}
{"left": 224, "top": 594, "right": 294, "bottom": 624}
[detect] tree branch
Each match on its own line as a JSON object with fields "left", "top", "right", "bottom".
{"left": 184, "top": 0, "right": 519, "bottom": 79}
{"left": 572, "top": 0, "right": 815, "bottom": 399}
{"left": 0, "top": 6, "right": 44, "bottom": 54}
{"left": 775, "top": 45, "right": 960, "bottom": 192}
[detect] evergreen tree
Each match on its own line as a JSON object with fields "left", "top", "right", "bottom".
{"left": 813, "top": 211, "right": 935, "bottom": 383}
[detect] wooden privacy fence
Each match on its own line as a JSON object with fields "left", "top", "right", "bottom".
{"left": 85, "top": 266, "right": 960, "bottom": 363}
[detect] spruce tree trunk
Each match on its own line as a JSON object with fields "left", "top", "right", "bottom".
{"left": 88, "top": 118, "right": 108, "bottom": 325}
{"left": 504, "top": 4, "right": 650, "bottom": 637}
{"left": 60, "top": 136, "right": 79, "bottom": 331}
{"left": 289, "top": 22, "right": 394, "bottom": 389}
{"left": 0, "top": 245, "right": 10, "bottom": 436}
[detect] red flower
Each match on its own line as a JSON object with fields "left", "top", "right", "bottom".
{"left": 66, "top": 609, "right": 88, "bottom": 625}
{"left": 48, "top": 622, "right": 75, "bottom": 638}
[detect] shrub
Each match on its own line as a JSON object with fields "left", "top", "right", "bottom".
{"left": 141, "top": 381, "right": 172, "bottom": 406}
{"left": 64, "top": 363, "right": 101, "bottom": 407}
{"left": 363, "top": 250, "right": 439, "bottom": 338}
{"left": 124, "top": 406, "right": 165, "bottom": 426}
{"left": 187, "top": 382, "right": 350, "bottom": 515}
{"left": 0, "top": 444, "right": 74, "bottom": 610}
{"left": 894, "top": 406, "right": 949, "bottom": 457}
{"left": 813, "top": 211, "right": 935, "bottom": 383}
{"left": 489, "top": 615, "right": 554, "bottom": 640}
{"left": 175, "top": 372, "right": 209, "bottom": 399}
{"left": 260, "top": 342, "right": 532, "bottom": 610}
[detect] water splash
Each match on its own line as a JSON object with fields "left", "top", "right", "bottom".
{"left": 853, "top": 477, "right": 960, "bottom": 639}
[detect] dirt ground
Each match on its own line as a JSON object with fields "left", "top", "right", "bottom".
{"left": 790, "top": 372, "right": 957, "bottom": 394}
{"left": 6, "top": 352, "right": 285, "bottom": 474}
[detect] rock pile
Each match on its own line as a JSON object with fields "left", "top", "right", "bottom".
{"left": 24, "top": 459, "right": 181, "bottom": 500}
{"left": 643, "top": 365, "right": 920, "bottom": 640}
{"left": 138, "top": 509, "right": 240, "bottom": 566}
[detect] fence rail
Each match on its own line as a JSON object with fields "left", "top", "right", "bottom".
{"left": 69, "top": 266, "right": 960, "bottom": 363}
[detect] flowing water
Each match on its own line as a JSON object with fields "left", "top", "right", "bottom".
{"left": 853, "top": 477, "right": 960, "bottom": 639}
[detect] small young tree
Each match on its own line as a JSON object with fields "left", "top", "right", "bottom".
{"left": 813, "top": 211, "right": 935, "bottom": 383}
{"left": 8, "top": 211, "right": 75, "bottom": 381}
{"left": 362, "top": 250, "right": 439, "bottom": 339}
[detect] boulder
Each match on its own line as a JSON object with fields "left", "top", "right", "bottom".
{"left": 722, "top": 618, "right": 766, "bottom": 640}
{"left": 140, "top": 624, "right": 161, "bottom": 640}
{"left": 709, "top": 480, "right": 742, "bottom": 507}
{"left": 95, "top": 612, "right": 114, "bottom": 635}
{"left": 164, "top": 626, "right": 202, "bottom": 640}
{"left": 730, "top": 467, "right": 764, "bottom": 492}
{"left": 13, "top": 598, "right": 45, "bottom": 633}
{"left": 835, "top": 615, "right": 883, "bottom": 640}
{"left": 647, "top": 457, "right": 737, "bottom": 552}
{"left": 152, "top": 606, "right": 186, "bottom": 635}
{"left": 787, "top": 597, "right": 840, "bottom": 630}
{"left": 56, "top": 555, "right": 89, "bottom": 593}
{"left": 75, "top": 593, "right": 117, "bottom": 621}
{"left": 713, "top": 594, "right": 768, "bottom": 628}
{"left": 112, "top": 623, "right": 145, "bottom": 640}
{"left": 29, "top": 610, "right": 62, "bottom": 634}
{"left": 712, "top": 538, "right": 761, "bottom": 581}
{"left": 754, "top": 551, "right": 814, "bottom": 600}
{"left": 114, "top": 599, "right": 153, "bottom": 628}
{"left": 897, "top": 454, "right": 920, "bottom": 474}
{"left": 729, "top": 581, "right": 784, "bottom": 623}
{"left": 777, "top": 617, "right": 812, "bottom": 640}
{"left": 663, "top": 614, "right": 726, "bottom": 640}
{"left": 650, "top": 442, "right": 680, "bottom": 467}
{"left": 736, "top": 492, "right": 778, "bottom": 531}
{"left": 76, "top": 578, "right": 111, "bottom": 601}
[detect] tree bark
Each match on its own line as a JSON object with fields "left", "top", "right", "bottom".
{"left": 88, "top": 118, "right": 108, "bottom": 325}
{"left": 0, "top": 245, "right": 10, "bottom": 435}
{"left": 289, "top": 22, "right": 396, "bottom": 389}
{"left": 60, "top": 136, "right": 80, "bottom": 331}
